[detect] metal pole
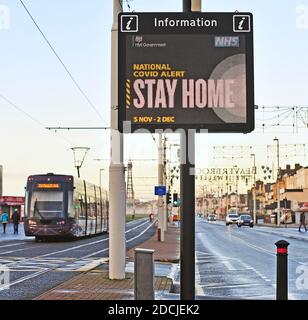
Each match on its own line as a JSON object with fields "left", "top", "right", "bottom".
{"left": 180, "top": 130, "right": 195, "bottom": 300}
{"left": 180, "top": 0, "right": 198, "bottom": 301}
{"left": 109, "top": 0, "right": 126, "bottom": 280}
{"left": 158, "top": 133, "right": 165, "bottom": 242}
{"left": 251, "top": 154, "right": 257, "bottom": 224}
{"left": 163, "top": 136, "right": 168, "bottom": 231}
{"left": 274, "top": 138, "right": 280, "bottom": 226}
{"left": 275, "top": 240, "right": 289, "bottom": 300}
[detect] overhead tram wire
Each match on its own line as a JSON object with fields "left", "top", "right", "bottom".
{"left": 18, "top": 0, "right": 108, "bottom": 126}
{"left": 0, "top": 93, "right": 75, "bottom": 146}
{"left": 0, "top": 94, "right": 109, "bottom": 166}
{"left": 0, "top": 93, "right": 45, "bottom": 127}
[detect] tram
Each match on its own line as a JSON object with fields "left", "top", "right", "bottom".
{"left": 24, "top": 173, "right": 109, "bottom": 240}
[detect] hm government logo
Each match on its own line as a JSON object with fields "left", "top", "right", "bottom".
{"left": 132, "top": 35, "right": 167, "bottom": 49}
{"left": 121, "top": 15, "right": 138, "bottom": 33}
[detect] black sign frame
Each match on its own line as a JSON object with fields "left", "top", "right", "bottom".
{"left": 118, "top": 12, "right": 254, "bottom": 133}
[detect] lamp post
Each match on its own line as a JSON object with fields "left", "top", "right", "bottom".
{"left": 274, "top": 138, "right": 280, "bottom": 226}
{"left": 233, "top": 165, "right": 239, "bottom": 215}
{"left": 251, "top": 154, "right": 257, "bottom": 224}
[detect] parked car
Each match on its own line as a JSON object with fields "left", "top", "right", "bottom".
{"left": 226, "top": 213, "right": 239, "bottom": 226}
{"left": 207, "top": 214, "right": 216, "bottom": 222}
{"left": 237, "top": 215, "right": 254, "bottom": 228}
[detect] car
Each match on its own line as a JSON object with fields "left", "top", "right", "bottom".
{"left": 207, "top": 214, "right": 216, "bottom": 222}
{"left": 226, "top": 213, "right": 239, "bottom": 226}
{"left": 237, "top": 215, "right": 254, "bottom": 228}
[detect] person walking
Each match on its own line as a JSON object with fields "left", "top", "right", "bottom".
{"left": 12, "top": 209, "right": 20, "bottom": 234}
{"left": 298, "top": 211, "right": 307, "bottom": 232}
{"left": 1, "top": 211, "right": 9, "bottom": 234}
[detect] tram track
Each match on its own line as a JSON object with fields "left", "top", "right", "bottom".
{"left": 0, "top": 218, "right": 156, "bottom": 294}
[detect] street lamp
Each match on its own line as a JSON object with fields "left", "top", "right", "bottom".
{"left": 274, "top": 137, "right": 280, "bottom": 226}
{"left": 251, "top": 154, "right": 257, "bottom": 224}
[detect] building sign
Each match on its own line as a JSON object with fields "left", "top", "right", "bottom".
{"left": 0, "top": 196, "right": 25, "bottom": 205}
{"left": 195, "top": 167, "right": 256, "bottom": 182}
{"left": 118, "top": 12, "right": 254, "bottom": 133}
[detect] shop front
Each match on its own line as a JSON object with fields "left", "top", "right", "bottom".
{"left": 0, "top": 196, "right": 25, "bottom": 221}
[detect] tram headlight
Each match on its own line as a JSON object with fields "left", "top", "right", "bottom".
{"left": 28, "top": 220, "right": 37, "bottom": 226}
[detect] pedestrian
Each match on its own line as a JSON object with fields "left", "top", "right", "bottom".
{"left": 298, "top": 211, "right": 307, "bottom": 232}
{"left": 1, "top": 211, "right": 9, "bottom": 234}
{"left": 12, "top": 209, "right": 20, "bottom": 234}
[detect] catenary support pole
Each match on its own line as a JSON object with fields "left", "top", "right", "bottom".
{"left": 109, "top": 0, "right": 126, "bottom": 280}
{"left": 163, "top": 136, "right": 168, "bottom": 232}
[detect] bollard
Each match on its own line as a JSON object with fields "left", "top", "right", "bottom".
{"left": 275, "top": 240, "right": 290, "bottom": 300}
{"left": 134, "top": 248, "right": 155, "bottom": 300}
{"left": 157, "top": 228, "right": 161, "bottom": 241}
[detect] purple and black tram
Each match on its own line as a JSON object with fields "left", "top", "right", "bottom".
{"left": 24, "top": 173, "right": 109, "bottom": 240}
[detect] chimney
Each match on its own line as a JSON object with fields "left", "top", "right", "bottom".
{"left": 295, "top": 163, "right": 302, "bottom": 172}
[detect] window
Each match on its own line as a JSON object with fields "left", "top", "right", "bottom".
{"left": 30, "top": 191, "right": 64, "bottom": 219}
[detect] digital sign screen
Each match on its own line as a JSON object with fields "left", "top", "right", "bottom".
{"left": 118, "top": 13, "right": 254, "bottom": 133}
{"left": 37, "top": 184, "right": 60, "bottom": 189}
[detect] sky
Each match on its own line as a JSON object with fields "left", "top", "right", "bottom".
{"left": 0, "top": 0, "right": 308, "bottom": 199}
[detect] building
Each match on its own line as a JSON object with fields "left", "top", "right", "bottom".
{"left": 0, "top": 196, "right": 25, "bottom": 221}
{"left": 248, "top": 164, "right": 308, "bottom": 224}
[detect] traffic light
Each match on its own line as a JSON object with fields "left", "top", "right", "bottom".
{"left": 166, "top": 192, "right": 172, "bottom": 205}
{"left": 173, "top": 193, "right": 179, "bottom": 207}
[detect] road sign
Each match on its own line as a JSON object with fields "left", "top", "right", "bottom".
{"left": 155, "top": 186, "right": 167, "bottom": 196}
{"left": 118, "top": 12, "right": 254, "bottom": 133}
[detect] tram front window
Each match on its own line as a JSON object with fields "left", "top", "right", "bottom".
{"left": 30, "top": 191, "right": 64, "bottom": 219}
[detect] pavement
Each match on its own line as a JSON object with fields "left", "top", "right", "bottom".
{"left": 0, "top": 223, "right": 34, "bottom": 241}
{"left": 34, "top": 222, "right": 180, "bottom": 300}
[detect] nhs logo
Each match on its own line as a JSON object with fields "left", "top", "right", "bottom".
{"left": 215, "top": 36, "right": 240, "bottom": 48}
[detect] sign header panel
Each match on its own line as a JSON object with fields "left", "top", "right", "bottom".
{"left": 118, "top": 12, "right": 254, "bottom": 133}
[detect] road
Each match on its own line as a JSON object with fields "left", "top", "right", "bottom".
{"left": 195, "top": 217, "right": 308, "bottom": 300}
{"left": 0, "top": 218, "right": 155, "bottom": 300}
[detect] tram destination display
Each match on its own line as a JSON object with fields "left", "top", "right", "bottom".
{"left": 118, "top": 12, "right": 255, "bottom": 133}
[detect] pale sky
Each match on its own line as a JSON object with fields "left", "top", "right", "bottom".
{"left": 0, "top": 0, "right": 308, "bottom": 199}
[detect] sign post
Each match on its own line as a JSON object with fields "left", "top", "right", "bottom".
{"left": 118, "top": 6, "right": 254, "bottom": 300}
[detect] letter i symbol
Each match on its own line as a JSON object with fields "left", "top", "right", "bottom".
{"left": 239, "top": 17, "right": 246, "bottom": 30}
{"left": 126, "top": 80, "right": 131, "bottom": 109}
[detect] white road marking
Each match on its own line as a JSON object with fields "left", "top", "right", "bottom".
{"left": 0, "top": 246, "right": 38, "bottom": 255}
{"left": 200, "top": 283, "right": 266, "bottom": 289}
{"left": 0, "top": 242, "right": 27, "bottom": 249}
{"left": 83, "top": 221, "right": 156, "bottom": 258}
{"left": 221, "top": 260, "right": 236, "bottom": 271}
{"left": 195, "top": 253, "right": 205, "bottom": 296}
